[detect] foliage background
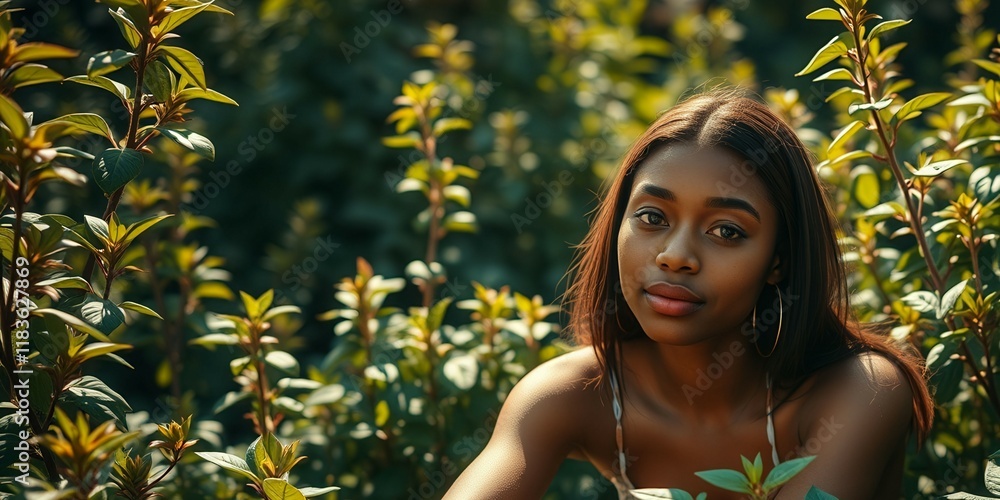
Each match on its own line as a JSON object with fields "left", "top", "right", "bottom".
{"left": 4, "top": 0, "right": 1000, "bottom": 498}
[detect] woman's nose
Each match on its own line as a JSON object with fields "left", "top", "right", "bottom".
{"left": 655, "top": 231, "right": 700, "bottom": 273}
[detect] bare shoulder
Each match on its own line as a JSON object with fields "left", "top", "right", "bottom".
{"left": 503, "top": 346, "right": 604, "bottom": 420}
{"left": 776, "top": 351, "right": 917, "bottom": 497}
{"left": 806, "top": 350, "right": 914, "bottom": 417}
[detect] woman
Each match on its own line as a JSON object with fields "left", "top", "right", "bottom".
{"left": 444, "top": 90, "right": 934, "bottom": 499}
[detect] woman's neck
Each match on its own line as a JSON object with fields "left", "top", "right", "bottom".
{"left": 626, "top": 335, "right": 771, "bottom": 427}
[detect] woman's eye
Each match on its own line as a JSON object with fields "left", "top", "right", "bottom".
{"left": 635, "top": 210, "right": 665, "bottom": 226}
{"left": 711, "top": 225, "right": 746, "bottom": 241}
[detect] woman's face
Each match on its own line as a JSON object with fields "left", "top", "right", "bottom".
{"left": 617, "top": 144, "right": 782, "bottom": 346}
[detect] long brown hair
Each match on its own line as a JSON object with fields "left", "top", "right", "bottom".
{"left": 561, "top": 88, "right": 933, "bottom": 442}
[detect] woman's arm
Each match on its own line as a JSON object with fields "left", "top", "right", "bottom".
{"left": 443, "top": 352, "right": 591, "bottom": 499}
{"left": 775, "top": 352, "right": 915, "bottom": 498}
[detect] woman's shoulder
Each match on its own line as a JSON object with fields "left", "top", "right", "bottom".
{"left": 797, "top": 350, "right": 915, "bottom": 437}
{"left": 508, "top": 345, "right": 605, "bottom": 405}
{"left": 487, "top": 346, "right": 606, "bottom": 457}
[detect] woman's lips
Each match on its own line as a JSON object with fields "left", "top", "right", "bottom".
{"left": 643, "top": 282, "right": 705, "bottom": 317}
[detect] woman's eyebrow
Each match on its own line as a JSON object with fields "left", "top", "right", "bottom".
{"left": 638, "top": 184, "right": 761, "bottom": 222}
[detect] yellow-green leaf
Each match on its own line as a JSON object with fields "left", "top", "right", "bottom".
{"left": 851, "top": 165, "right": 880, "bottom": 209}
{"left": 155, "top": 1, "right": 213, "bottom": 36}
{"left": 87, "top": 49, "right": 137, "bottom": 78}
{"left": 10, "top": 42, "right": 79, "bottom": 63}
{"left": 867, "top": 19, "right": 910, "bottom": 41}
{"left": 805, "top": 7, "right": 842, "bottom": 21}
{"left": 262, "top": 479, "right": 307, "bottom": 500}
{"left": 892, "top": 92, "right": 951, "bottom": 125}
{"left": 0, "top": 94, "right": 28, "bottom": 139}
{"left": 158, "top": 46, "right": 206, "bottom": 89}
{"left": 5, "top": 64, "right": 63, "bottom": 89}
{"left": 795, "top": 32, "right": 853, "bottom": 77}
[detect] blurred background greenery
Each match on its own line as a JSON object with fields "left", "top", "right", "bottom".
{"left": 7, "top": 0, "right": 1000, "bottom": 497}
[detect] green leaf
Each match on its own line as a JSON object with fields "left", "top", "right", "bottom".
{"left": 123, "top": 213, "right": 172, "bottom": 246}
{"left": 5, "top": 64, "right": 64, "bottom": 89}
{"left": 828, "top": 120, "right": 865, "bottom": 154}
{"left": 245, "top": 435, "right": 264, "bottom": 477}
{"left": 213, "top": 390, "right": 252, "bottom": 414}
{"left": 261, "top": 304, "right": 301, "bottom": 322}
{"left": 805, "top": 486, "right": 839, "bottom": 499}
{"left": 262, "top": 479, "right": 307, "bottom": 500}
{"left": 304, "top": 384, "right": 346, "bottom": 406}
{"left": 795, "top": 32, "right": 852, "bottom": 77}
{"left": 80, "top": 294, "right": 127, "bottom": 336}
{"left": 157, "top": 128, "right": 215, "bottom": 160}
{"left": 119, "top": 301, "right": 163, "bottom": 319}
{"left": 443, "top": 185, "right": 471, "bottom": 207}
{"left": 61, "top": 375, "right": 133, "bottom": 428}
{"left": 195, "top": 452, "right": 260, "bottom": 482}
{"left": 155, "top": 1, "right": 213, "bottom": 36}
{"left": 382, "top": 133, "right": 421, "bottom": 149}
{"left": 442, "top": 211, "right": 477, "bottom": 233}
{"left": 892, "top": 92, "right": 951, "bottom": 125}
{"left": 176, "top": 87, "right": 238, "bottom": 106}
{"left": 67, "top": 75, "right": 131, "bottom": 102}
{"left": 851, "top": 165, "right": 880, "bottom": 209}
{"left": 36, "top": 276, "right": 92, "bottom": 291}
{"left": 75, "top": 342, "right": 132, "bottom": 364}
{"left": 693, "top": 469, "right": 752, "bottom": 493}
{"left": 171, "top": 0, "right": 234, "bottom": 15}
{"left": 0, "top": 94, "right": 28, "bottom": 139}
{"left": 374, "top": 399, "right": 390, "bottom": 427}
{"left": 50, "top": 113, "right": 116, "bottom": 143}
{"left": 805, "top": 7, "right": 843, "bottom": 21}
{"left": 265, "top": 350, "right": 300, "bottom": 376}
{"left": 973, "top": 59, "right": 1000, "bottom": 78}
{"left": 432, "top": 117, "right": 472, "bottom": 137}
{"left": 442, "top": 353, "right": 478, "bottom": 390}
{"left": 812, "top": 67, "right": 854, "bottom": 82}
{"left": 10, "top": 42, "right": 79, "bottom": 63}
{"left": 986, "top": 454, "right": 1000, "bottom": 495}
{"left": 938, "top": 279, "right": 969, "bottom": 319}
{"left": 298, "top": 486, "right": 341, "bottom": 498}
{"left": 848, "top": 97, "right": 893, "bottom": 115}
{"left": 762, "top": 455, "right": 816, "bottom": 490}
{"left": 866, "top": 19, "right": 911, "bottom": 41}
{"left": 34, "top": 308, "right": 112, "bottom": 342}
{"left": 912, "top": 159, "right": 967, "bottom": 177}
{"left": 631, "top": 490, "right": 695, "bottom": 500}
{"left": 144, "top": 61, "right": 173, "bottom": 102}
{"left": 427, "top": 297, "right": 453, "bottom": 333}
{"left": 93, "top": 148, "right": 144, "bottom": 194}
{"left": 87, "top": 49, "right": 137, "bottom": 78}
{"left": 108, "top": 8, "right": 142, "bottom": 49}
{"left": 85, "top": 215, "right": 111, "bottom": 245}
{"left": 902, "top": 290, "right": 938, "bottom": 314}
{"left": 190, "top": 333, "right": 239, "bottom": 348}
{"left": 158, "top": 46, "right": 206, "bottom": 89}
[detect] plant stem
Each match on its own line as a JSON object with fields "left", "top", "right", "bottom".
{"left": 80, "top": 36, "right": 151, "bottom": 285}
{"left": 851, "top": 23, "right": 1000, "bottom": 415}
{"left": 356, "top": 298, "right": 393, "bottom": 467}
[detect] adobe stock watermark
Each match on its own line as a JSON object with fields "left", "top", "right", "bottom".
{"left": 182, "top": 106, "right": 295, "bottom": 214}
{"left": 271, "top": 235, "right": 340, "bottom": 304}
{"left": 681, "top": 287, "right": 799, "bottom": 404}
{"left": 340, "top": 0, "right": 414, "bottom": 62}
{"left": 405, "top": 408, "right": 500, "bottom": 499}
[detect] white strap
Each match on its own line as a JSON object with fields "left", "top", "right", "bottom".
{"left": 765, "top": 374, "right": 780, "bottom": 466}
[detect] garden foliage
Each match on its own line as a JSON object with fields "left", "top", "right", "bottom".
{"left": 0, "top": 0, "right": 998, "bottom": 498}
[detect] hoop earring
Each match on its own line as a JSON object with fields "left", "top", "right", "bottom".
{"left": 753, "top": 284, "right": 783, "bottom": 358}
